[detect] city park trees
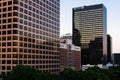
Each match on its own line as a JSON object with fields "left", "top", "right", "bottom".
{"left": 1, "top": 65, "right": 120, "bottom": 80}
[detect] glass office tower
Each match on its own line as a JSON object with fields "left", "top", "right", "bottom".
{"left": 73, "top": 4, "right": 107, "bottom": 65}
{"left": 107, "top": 35, "right": 112, "bottom": 63}
{"left": 0, "top": 0, "right": 60, "bottom": 74}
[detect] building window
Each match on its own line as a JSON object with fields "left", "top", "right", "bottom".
{"left": 3, "top": 19, "right": 6, "bottom": 23}
{"left": 20, "top": 19, "right": 23, "bottom": 23}
{"left": 28, "top": 60, "right": 31, "bottom": 64}
{"left": 7, "top": 66, "right": 11, "bottom": 70}
{"left": 19, "top": 60, "right": 22, "bottom": 64}
{"left": 8, "top": 24, "right": 12, "bottom": 28}
{"left": 20, "top": 49, "right": 23, "bottom": 52}
{"left": 2, "top": 37, "right": 6, "bottom": 41}
{"left": 13, "top": 54, "right": 18, "bottom": 58}
{"left": 7, "top": 48, "right": 11, "bottom": 52}
{"left": 20, "top": 8, "right": 23, "bottom": 12}
{"left": 8, "top": 30, "right": 12, "bottom": 34}
{"left": 2, "top": 31, "right": 6, "bottom": 35}
{"left": 13, "top": 24, "right": 18, "bottom": 28}
{"left": 24, "top": 32, "right": 27, "bottom": 36}
{"left": 2, "top": 42, "right": 6, "bottom": 47}
{"left": 7, "top": 60, "right": 11, "bottom": 64}
{"left": 7, "top": 36, "right": 11, "bottom": 40}
{"left": 24, "top": 49, "right": 27, "bottom": 53}
{"left": 24, "top": 4, "right": 27, "bottom": 8}
{"left": 13, "top": 12, "right": 18, "bottom": 16}
{"left": 8, "top": 1, "right": 12, "bottom": 5}
{"left": 28, "top": 49, "right": 31, "bottom": 53}
{"left": 20, "top": 43, "right": 23, "bottom": 47}
{"left": 24, "top": 60, "right": 27, "bottom": 64}
{"left": 3, "top": 8, "right": 6, "bottom": 12}
{"left": 13, "top": 60, "right": 18, "bottom": 64}
{"left": 13, "top": 18, "right": 18, "bottom": 22}
{"left": 2, "top": 66, "right": 5, "bottom": 70}
{"left": 13, "top": 42, "right": 18, "bottom": 46}
{"left": 13, "top": 0, "right": 18, "bottom": 4}
{"left": 8, "top": 18, "right": 12, "bottom": 23}
{"left": 20, "top": 13, "right": 23, "bottom": 18}
{"left": 13, "top": 48, "right": 18, "bottom": 52}
{"left": 24, "top": 43, "right": 27, "bottom": 47}
{"left": 24, "top": 38, "right": 27, "bottom": 41}
{"left": 2, "top": 60, "right": 6, "bottom": 64}
{"left": 19, "top": 37, "right": 23, "bottom": 41}
{"left": 13, "top": 30, "right": 18, "bottom": 34}
{"left": 7, "top": 54, "right": 11, "bottom": 58}
{"left": 3, "top": 2, "right": 7, "bottom": 6}
{"left": 19, "top": 25, "right": 23, "bottom": 29}
{"left": 7, "top": 42, "right": 11, "bottom": 46}
{"left": 13, "top": 36, "right": 18, "bottom": 40}
{"left": 24, "top": 26, "right": 27, "bottom": 30}
{"left": 3, "top": 14, "right": 6, "bottom": 18}
{"left": 8, "top": 7, "right": 12, "bottom": 11}
{"left": 19, "top": 31, "right": 23, "bottom": 35}
{"left": 2, "top": 25, "right": 6, "bottom": 29}
{"left": 2, "top": 54, "right": 6, "bottom": 58}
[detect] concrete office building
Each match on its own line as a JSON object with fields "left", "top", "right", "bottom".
{"left": 60, "top": 34, "right": 81, "bottom": 71}
{"left": 61, "top": 33, "right": 72, "bottom": 40}
{"left": 72, "top": 4, "right": 107, "bottom": 65}
{"left": 0, "top": 0, "right": 60, "bottom": 74}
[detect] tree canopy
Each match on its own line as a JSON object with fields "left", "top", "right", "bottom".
{"left": 2, "top": 65, "right": 120, "bottom": 80}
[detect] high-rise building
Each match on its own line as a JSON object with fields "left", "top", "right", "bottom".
{"left": 0, "top": 0, "right": 60, "bottom": 74}
{"left": 107, "top": 35, "right": 112, "bottom": 63}
{"left": 72, "top": 4, "right": 107, "bottom": 65}
{"left": 60, "top": 34, "right": 81, "bottom": 71}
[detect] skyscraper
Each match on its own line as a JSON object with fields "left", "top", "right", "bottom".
{"left": 72, "top": 4, "right": 107, "bottom": 65}
{"left": 107, "top": 35, "right": 112, "bottom": 63}
{"left": 0, "top": 0, "right": 60, "bottom": 74}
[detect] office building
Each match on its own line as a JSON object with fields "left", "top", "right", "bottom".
{"left": 107, "top": 35, "right": 112, "bottom": 63}
{"left": 0, "top": 0, "right": 60, "bottom": 74}
{"left": 61, "top": 33, "right": 72, "bottom": 40}
{"left": 72, "top": 4, "right": 107, "bottom": 65}
{"left": 113, "top": 53, "right": 120, "bottom": 65}
{"left": 60, "top": 34, "right": 81, "bottom": 71}
{"left": 82, "top": 64, "right": 102, "bottom": 71}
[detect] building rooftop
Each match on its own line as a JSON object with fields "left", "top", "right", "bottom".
{"left": 73, "top": 4, "right": 104, "bottom": 11}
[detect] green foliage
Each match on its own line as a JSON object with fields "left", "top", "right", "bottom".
{"left": 4, "top": 65, "right": 57, "bottom": 80}
{"left": 6, "top": 65, "right": 40, "bottom": 80}
{"left": 60, "top": 68, "right": 79, "bottom": 80}
{"left": 2, "top": 65, "right": 120, "bottom": 80}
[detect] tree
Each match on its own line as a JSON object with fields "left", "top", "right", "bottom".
{"left": 4, "top": 65, "right": 58, "bottom": 80}
{"left": 83, "top": 66, "right": 110, "bottom": 80}
{"left": 3, "top": 65, "right": 120, "bottom": 80}
{"left": 60, "top": 68, "right": 79, "bottom": 80}
{"left": 5, "top": 65, "right": 40, "bottom": 80}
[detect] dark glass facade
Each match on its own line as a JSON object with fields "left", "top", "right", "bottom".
{"left": 113, "top": 53, "right": 120, "bottom": 65}
{"left": 72, "top": 4, "right": 107, "bottom": 65}
{"left": 0, "top": 0, "right": 60, "bottom": 74}
{"left": 107, "top": 35, "right": 112, "bottom": 63}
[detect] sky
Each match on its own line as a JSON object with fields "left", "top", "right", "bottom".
{"left": 60, "top": 0, "right": 120, "bottom": 53}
